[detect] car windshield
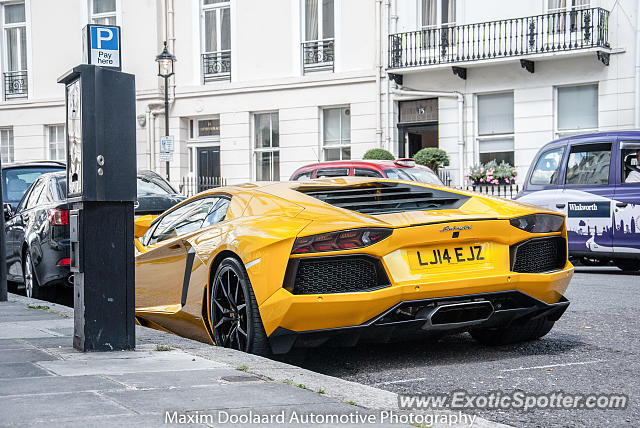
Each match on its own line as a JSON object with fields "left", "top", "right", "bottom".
{"left": 137, "top": 175, "right": 176, "bottom": 196}
{"left": 383, "top": 168, "right": 442, "bottom": 185}
{"left": 2, "top": 166, "right": 64, "bottom": 206}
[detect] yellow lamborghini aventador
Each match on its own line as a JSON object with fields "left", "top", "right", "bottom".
{"left": 134, "top": 178, "right": 573, "bottom": 355}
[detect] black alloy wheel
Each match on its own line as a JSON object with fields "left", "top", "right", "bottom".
{"left": 210, "top": 257, "right": 270, "bottom": 355}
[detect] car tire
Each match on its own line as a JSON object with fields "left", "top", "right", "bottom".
{"left": 614, "top": 259, "right": 640, "bottom": 272}
{"left": 470, "top": 317, "right": 555, "bottom": 346}
{"left": 23, "top": 250, "right": 47, "bottom": 300}
{"left": 210, "top": 257, "right": 271, "bottom": 356}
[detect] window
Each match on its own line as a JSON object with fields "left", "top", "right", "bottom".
{"left": 383, "top": 168, "right": 442, "bottom": 185}
{"left": 24, "top": 178, "right": 45, "bottom": 210}
{"left": 477, "top": 92, "right": 514, "bottom": 165}
{"left": 565, "top": 143, "right": 611, "bottom": 185}
{"left": 201, "top": 0, "right": 231, "bottom": 82}
{"left": 354, "top": 168, "right": 383, "bottom": 178}
{"left": 190, "top": 118, "right": 220, "bottom": 139}
{"left": 254, "top": 112, "right": 279, "bottom": 181}
{"left": 316, "top": 168, "right": 348, "bottom": 178}
{"left": 421, "top": 0, "right": 456, "bottom": 29}
{"left": 1, "top": 128, "right": 14, "bottom": 163}
{"left": 530, "top": 147, "right": 565, "bottom": 185}
{"left": 292, "top": 171, "right": 313, "bottom": 181}
{"left": 323, "top": 107, "right": 351, "bottom": 161}
{"left": 557, "top": 84, "right": 598, "bottom": 137}
{"left": 548, "top": 0, "right": 589, "bottom": 33}
{"left": 148, "top": 197, "right": 219, "bottom": 245}
{"left": 305, "top": 0, "right": 334, "bottom": 42}
{"left": 90, "top": 0, "right": 116, "bottom": 25}
{"left": 302, "top": 0, "right": 334, "bottom": 73}
{"left": 3, "top": 3, "right": 27, "bottom": 99}
{"left": 204, "top": 198, "right": 229, "bottom": 226}
{"left": 47, "top": 125, "right": 65, "bottom": 161}
{"left": 621, "top": 142, "right": 640, "bottom": 184}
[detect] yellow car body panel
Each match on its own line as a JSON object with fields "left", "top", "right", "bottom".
{"left": 133, "top": 178, "right": 574, "bottom": 352}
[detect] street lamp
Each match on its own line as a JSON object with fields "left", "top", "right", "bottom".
{"left": 155, "top": 41, "right": 176, "bottom": 181}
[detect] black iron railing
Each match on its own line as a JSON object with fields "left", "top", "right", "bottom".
{"left": 3, "top": 71, "right": 28, "bottom": 100}
{"left": 302, "top": 39, "right": 334, "bottom": 73}
{"left": 465, "top": 184, "right": 520, "bottom": 199}
{"left": 389, "top": 7, "right": 609, "bottom": 69}
{"left": 202, "top": 51, "right": 231, "bottom": 83}
{"left": 180, "top": 176, "right": 227, "bottom": 197}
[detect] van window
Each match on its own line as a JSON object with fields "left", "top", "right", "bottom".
{"left": 530, "top": 147, "right": 564, "bottom": 185}
{"left": 620, "top": 142, "right": 640, "bottom": 184}
{"left": 565, "top": 143, "right": 612, "bottom": 186}
{"left": 316, "top": 168, "right": 349, "bottom": 178}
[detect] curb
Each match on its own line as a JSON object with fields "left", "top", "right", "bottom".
{"left": 7, "top": 293, "right": 510, "bottom": 428}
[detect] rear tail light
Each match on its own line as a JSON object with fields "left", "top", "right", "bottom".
{"left": 56, "top": 258, "right": 70, "bottom": 266}
{"left": 48, "top": 209, "right": 69, "bottom": 226}
{"left": 510, "top": 214, "right": 564, "bottom": 233}
{"left": 292, "top": 228, "right": 392, "bottom": 254}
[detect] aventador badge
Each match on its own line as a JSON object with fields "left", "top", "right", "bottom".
{"left": 440, "top": 225, "right": 472, "bottom": 232}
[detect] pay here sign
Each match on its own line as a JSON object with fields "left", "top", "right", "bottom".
{"left": 85, "top": 25, "right": 121, "bottom": 70}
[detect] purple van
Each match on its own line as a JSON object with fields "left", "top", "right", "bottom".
{"left": 516, "top": 131, "right": 640, "bottom": 272}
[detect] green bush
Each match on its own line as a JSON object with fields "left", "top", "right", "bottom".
{"left": 413, "top": 148, "right": 450, "bottom": 172}
{"left": 363, "top": 148, "right": 395, "bottom": 160}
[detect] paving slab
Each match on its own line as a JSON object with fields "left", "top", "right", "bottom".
{"left": 101, "top": 382, "right": 335, "bottom": 414}
{"left": 38, "top": 350, "right": 227, "bottom": 376}
{"left": 1, "top": 348, "right": 57, "bottom": 363}
{"left": 0, "top": 338, "right": 33, "bottom": 350}
{"left": 14, "top": 414, "right": 161, "bottom": 428}
{"left": 0, "top": 362, "right": 53, "bottom": 379}
{"left": 104, "top": 368, "right": 251, "bottom": 389}
{"left": 0, "top": 391, "right": 133, "bottom": 426}
{"left": 0, "top": 375, "right": 125, "bottom": 397}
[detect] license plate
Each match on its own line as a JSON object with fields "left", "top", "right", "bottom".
{"left": 409, "top": 244, "right": 489, "bottom": 270}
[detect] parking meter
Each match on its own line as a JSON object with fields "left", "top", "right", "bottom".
{"left": 58, "top": 64, "right": 136, "bottom": 351}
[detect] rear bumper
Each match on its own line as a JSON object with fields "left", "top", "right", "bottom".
{"left": 268, "top": 290, "right": 569, "bottom": 354}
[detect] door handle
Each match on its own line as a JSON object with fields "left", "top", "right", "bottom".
{"left": 616, "top": 202, "right": 628, "bottom": 208}
{"left": 556, "top": 203, "right": 566, "bottom": 209}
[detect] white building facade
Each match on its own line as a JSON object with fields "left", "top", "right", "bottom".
{"left": 0, "top": 0, "right": 638, "bottom": 189}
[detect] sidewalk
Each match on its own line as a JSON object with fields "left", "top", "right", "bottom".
{"left": 0, "top": 294, "right": 507, "bottom": 427}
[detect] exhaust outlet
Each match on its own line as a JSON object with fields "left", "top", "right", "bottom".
{"left": 421, "top": 301, "right": 494, "bottom": 330}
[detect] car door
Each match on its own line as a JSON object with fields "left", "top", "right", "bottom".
{"left": 562, "top": 140, "right": 615, "bottom": 257}
{"left": 7, "top": 179, "right": 46, "bottom": 280}
{"left": 4, "top": 184, "right": 33, "bottom": 280}
{"left": 135, "top": 196, "right": 219, "bottom": 309}
{"left": 613, "top": 139, "right": 640, "bottom": 255}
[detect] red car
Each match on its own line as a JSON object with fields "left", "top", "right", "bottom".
{"left": 289, "top": 158, "right": 443, "bottom": 185}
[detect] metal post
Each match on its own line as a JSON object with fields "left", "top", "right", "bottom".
{"left": 164, "top": 76, "right": 170, "bottom": 181}
{"left": 0, "top": 152, "right": 7, "bottom": 302}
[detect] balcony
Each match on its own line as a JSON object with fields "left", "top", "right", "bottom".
{"left": 389, "top": 7, "right": 610, "bottom": 75}
{"left": 202, "top": 51, "right": 231, "bottom": 83}
{"left": 302, "top": 39, "right": 334, "bottom": 74}
{"left": 3, "top": 71, "right": 28, "bottom": 100}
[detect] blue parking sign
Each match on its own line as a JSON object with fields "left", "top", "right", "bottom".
{"left": 85, "top": 25, "right": 121, "bottom": 69}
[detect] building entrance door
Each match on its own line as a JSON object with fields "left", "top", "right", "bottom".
{"left": 197, "top": 147, "right": 221, "bottom": 192}
{"left": 397, "top": 98, "right": 439, "bottom": 158}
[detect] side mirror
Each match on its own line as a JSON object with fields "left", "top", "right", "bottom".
{"left": 134, "top": 214, "right": 156, "bottom": 239}
{"left": 4, "top": 203, "right": 12, "bottom": 221}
